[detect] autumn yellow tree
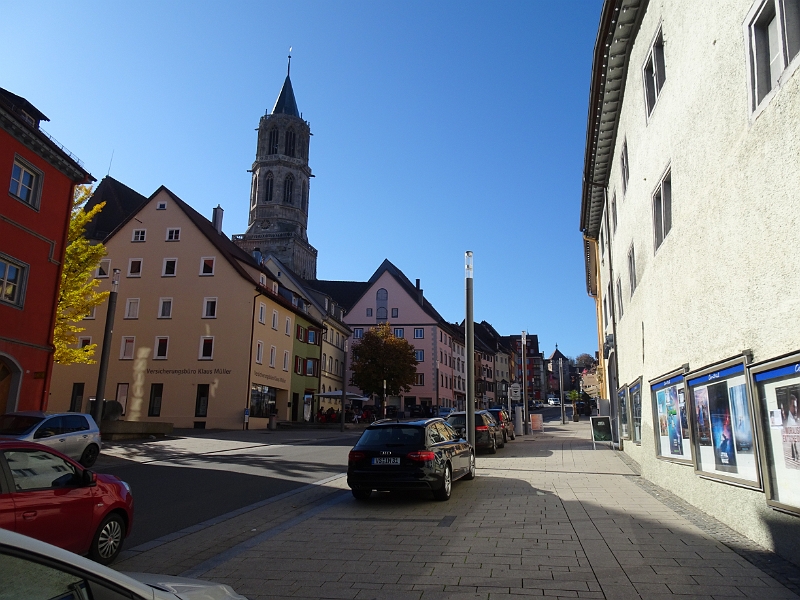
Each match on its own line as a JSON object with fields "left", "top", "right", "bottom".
{"left": 53, "top": 185, "right": 108, "bottom": 364}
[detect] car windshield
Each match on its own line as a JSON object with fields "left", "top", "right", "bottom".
{"left": 358, "top": 426, "right": 423, "bottom": 447}
{"left": 447, "top": 415, "right": 466, "bottom": 428}
{"left": 0, "top": 415, "right": 44, "bottom": 435}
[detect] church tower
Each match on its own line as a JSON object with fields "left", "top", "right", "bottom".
{"left": 234, "top": 58, "right": 317, "bottom": 280}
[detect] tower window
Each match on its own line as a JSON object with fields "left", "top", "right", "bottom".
{"left": 283, "top": 174, "right": 294, "bottom": 204}
{"left": 265, "top": 172, "right": 274, "bottom": 202}
{"left": 285, "top": 129, "right": 296, "bottom": 157}
{"left": 268, "top": 129, "right": 279, "bottom": 154}
{"left": 301, "top": 181, "right": 307, "bottom": 212}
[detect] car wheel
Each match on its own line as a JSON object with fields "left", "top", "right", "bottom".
{"left": 89, "top": 513, "right": 125, "bottom": 565}
{"left": 433, "top": 464, "right": 452, "bottom": 501}
{"left": 464, "top": 453, "right": 476, "bottom": 480}
{"left": 489, "top": 435, "right": 497, "bottom": 454}
{"left": 351, "top": 488, "right": 371, "bottom": 500}
{"left": 80, "top": 444, "right": 100, "bottom": 468}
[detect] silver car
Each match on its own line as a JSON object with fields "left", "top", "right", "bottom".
{"left": 0, "top": 527, "right": 248, "bottom": 599}
{"left": 0, "top": 411, "right": 102, "bottom": 467}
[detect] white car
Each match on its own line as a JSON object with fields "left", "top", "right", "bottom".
{"left": 0, "top": 411, "right": 102, "bottom": 467}
{"left": 0, "top": 528, "right": 248, "bottom": 599}
{"left": 547, "top": 397, "right": 561, "bottom": 406}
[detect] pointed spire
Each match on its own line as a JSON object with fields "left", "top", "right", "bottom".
{"left": 271, "top": 53, "right": 300, "bottom": 117}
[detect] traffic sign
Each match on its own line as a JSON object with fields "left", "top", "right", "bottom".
{"left": 509, "top": 383, "right": 521, "bottom": 401}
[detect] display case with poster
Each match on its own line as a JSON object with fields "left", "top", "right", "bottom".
{"left": 651, "top": 369, "right": 692, "bottom": 463}
{"left": 686, "top": 355, "right": 761, "bottom": 489}
{"left": 630, "top": 379, "right": 642, "bottom": 444}
{"left": 749, "top": 351, "right": 800, "bottom": 515}
{"left": 617, "top": 385, "right": 629, "bottom": 440}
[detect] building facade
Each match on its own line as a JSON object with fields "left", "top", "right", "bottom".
{"left": 581, "top": 0, "right": 800, "bottom": 561}
{"left": 0, "top": 87, "right": 93, "bottom": 414}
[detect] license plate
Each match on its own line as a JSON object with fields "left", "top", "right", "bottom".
{"left": 372, "top": 457, "right": 400, "bottom": 465}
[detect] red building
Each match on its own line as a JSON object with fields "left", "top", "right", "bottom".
{"left": 0, "top": 88, "right": 93, "bottom": 413}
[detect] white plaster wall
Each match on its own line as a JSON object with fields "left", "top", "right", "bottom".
{"left": 599, "top": 0, "right": 800, "bottom": 556}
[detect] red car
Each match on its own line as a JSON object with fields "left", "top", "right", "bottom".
{"left": 0, "top": 440, "right": 133, "bottom": 564}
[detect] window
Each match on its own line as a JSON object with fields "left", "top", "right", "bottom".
{"left": 394, "top": 328, "right": 404, "bottom": 338}
{"left": 616, "top": 278, "right": 624, "bottom": 318}
{"left": 69, "top": 383, "right": 85, "bottom": 412}
{"left": 158, "top": 297, "right": 172, "bottom": 319}
{"left": 621, "top": 140, "right": 630, "bottom": 196}
{"left": 306, "top": 358, "right": 317, "bottom": 376}
{"left": 599, "top": 226, "right": 605, "bottom": 258}
{"left": 611, "top": 193, "right": 618, "bottom": 233}
{"left": 628, "top": 245, "right": 637, "bottom": 296}
{"left": 96, "top": 259, "right": 111, "bottom": 278}
{"left": 747, "top": 0, "right": 800, "bottom": 109}
{"left": 124, "top": 298, "right": 139, "bottom": 319}
{"left": 334, "top": 359, "right": 339, "bottom": 374}
{"left": 200, "top": 257, "right": 215, "bottom": 276}
{"left": 376, "top": 307, "right": 387, "bottom": 320}
{"left": 643, "top": 27, "right": 666, "bottom": 115}
{"left": 353, "top": 328, "right": 363, "bottom": 339}
{"left": 203, "top": 297, "right": 217, "bottom": 318}
{"left": 296, "top": 325, "right": 306, "bottom": 342}
{"left": 4, "top": 448, "right": 79, "bottom": 491}
{"left": 256, "top": 341, "right": 263, "bottom": 364}
{"left": 285, "top": 129, "right": 296, "bottom": 157}
{"left": 78, "top": 336, "right": 91, "bottom": 348}
{"left": 148, "top": 383, "right": 163, "bottom": 417}
{"left": 391, "top": 308, "right": 398, "bottom": 318}
{"left": 269, "top": 346, "right": 276, "bottom": 368}
{"left": 283, "top": 174, "right": 294, "bottom": 204}
{"left": 128, "top": 259, "right": 142, "bottom": 277}
{"left": 283, "top": 350, "right": 290, "bottom": 371}
{"left": 652, "top": 169, "right": 672, "bottom": 250}
{"left": 265, "top": 172, "right": 274, "bottom": 202}
{"left": 84, "top": 306, "right": 96, "bottom": 320}
{"left": 166, "top": 228, "right": 181, "bottom": 241}
{"left": 366, "top": 308, "right": 373, "bottom": 317}
{"left": 120, "top": 336, "right": 135, "bottom": 360}
{"left": 328, "top": 356, "right": 333, "bottom": 372}
{"left": 295, "top": 356, "right": 305, "bottom": 375}
{"left": 258, "top": 303, "right": 266, "bottom": 324}
{"left": 199, "top": 337, "right": 214, "bottom": 360}
{"left": 157, "top": 200, "right": 167, "bottom": 210}
{"left": 414, "top": 328, "right": 424, "bottom": 339}
{"left": 9, "top": 157, "right": 41, "bottom": 209}
{"left": 322, "top": 353, "right": 327, "bottom": 371}
{"left": 308, "top": 329, "right": 317, "bottom": 345}
{"left": 272, "top": 309, "right": 278, "bottom": 329}
{"left": 268, "top": 128, "right": 279, "bottom": 154}
{"left": 132, "top": 229, "right": 146, "bottom": 242}
{"left": 195, "top": 384, "right": 209, "bottom": 418}
{"left": 0, "top": 255, "right": 27, "bottom": 308}
{"left": 154, "top": 337, "right": 169, "bottom": 359}
{"left": 415, "top": 349, "right": 424, "bottom": 362}
{"left": 415, "top": 373, "right": 425, "bottom": 386}
{"left": 162, "top": 258, "right": 177, "bottom": 277}
{"left": 285, "top": 317, "right": 291, "bottom": 335}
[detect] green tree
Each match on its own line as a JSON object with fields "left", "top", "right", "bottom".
{"left": 53, "top": 185, "right": 108, "bottom": 365}
{"left": 350, "top": 323, "right": 418, "bottom": 415}
{"left": 567, "top": 390, "right": 581, "bottom": 404}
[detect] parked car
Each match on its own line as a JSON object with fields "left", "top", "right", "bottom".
{"left": 487, "top": 408, "right": 515, "bottom": 443}
{"left": 447, "top": 411, "right": 503, "bottom": 453}
{"left": 0, "top": 440, "right": 133, "bottom": 564}
{"left": 0, "top": 411, "right": 102, "bottom": 467}
{"left": 438, "top": 406, "right": 454, "bottom": 418}
{"left": 347, "top": 418, "right": 474, "bottom": 501}
{"left": 547, "top": 397, "right": 561, "bottom": 406}
{"left": 0, "top": 527, "right": 248, "bottom": 599}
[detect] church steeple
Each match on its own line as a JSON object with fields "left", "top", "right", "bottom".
{"left": 271, "top": 54, "right": 300, "bottom": 117}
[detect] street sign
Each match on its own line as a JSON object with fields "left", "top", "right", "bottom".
{"left": 509, "top": 383, "right": 521, "bottom": 401}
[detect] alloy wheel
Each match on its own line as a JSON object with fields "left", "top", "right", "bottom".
{"left": 97, "top": 518, "right": 123, "bottom": 559}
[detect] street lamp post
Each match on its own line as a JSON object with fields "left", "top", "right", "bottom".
{"left": 465, "top": 252, "right": 475, "bottom": 448}
{"left": 522, "top": 331, "right": 529, "bottom": 435}
{"left": 559, "top": 357, "right": 566, "bottom": 425}
{"left": 340, "top": 339, "right": 348, "bottom": 432}
{"left": 93, "top": 268, "right": 121, "bottom": 424}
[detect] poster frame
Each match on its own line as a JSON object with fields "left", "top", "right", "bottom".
{"left": 685, "top": 353, "right": 762, "bottom": 490}
{"left": 616, "top": 383, "right": 630, "bottom": 441}
{"left": 590, "top": 415, "right": 613, "bottom": 448}
{"left": 630, "top": 377, "right": 643, "bottom": 445}
{"left": 650, "top": 366, "right": 692, "bottom": 465}
{"left": 748, "top": 350, "right": 800, "bottom": 516}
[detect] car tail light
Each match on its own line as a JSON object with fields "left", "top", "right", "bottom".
{"left": 407, "top": 450, "right": 435, "bottom": 462}
{"left": 348, "top": 451, "right": 366, "bottom": 463}
{"left": 476, "top": 425, "right": 489, "bottom": 431}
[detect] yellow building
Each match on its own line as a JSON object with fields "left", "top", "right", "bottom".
{"left": 50, "top": 186, "right": 322, "bottom": 429}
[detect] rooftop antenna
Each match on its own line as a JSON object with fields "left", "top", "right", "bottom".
{"left": 106, "top": 149, "right": 115, "bottom": 177}
{"left": 288, "top": 47, "right": 292, "bottom": 76}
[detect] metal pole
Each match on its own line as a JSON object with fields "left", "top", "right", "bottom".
{"left": 383, "top": 378, "right": 387, "bottom": 419}
{"left": 465, "top": 252, "right": 475, "bottom": 447}
{"left": 522, "top": 331, "right": 529, "bottom": 435}
{"left": 340, "top": 339, "right": 347, "bottom": 432}
{"left": 559, "top": 357, "right": 566, "bottom": 424}
{"left": 93, "top": 269, "right": 120, "bottom": 424}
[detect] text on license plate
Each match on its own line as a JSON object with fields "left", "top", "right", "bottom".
{"left": 372, "top": 457, "right": 400, "bottom": 465}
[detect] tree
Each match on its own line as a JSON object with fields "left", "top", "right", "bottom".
{"left": 350, "top": 323, "right": 418, "bottom": 416}
{"left": 53, "top": 185, "right": 108, "bottom": 365}
{"left": 575, "top": 353, "right": 597, "bottom": 370}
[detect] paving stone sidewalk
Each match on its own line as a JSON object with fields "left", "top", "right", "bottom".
{"left": 115, "top": 418, "right": 799, "bottom": 600}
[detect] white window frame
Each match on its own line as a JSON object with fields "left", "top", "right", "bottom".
{"left": 353, "top": 328, "right": 363, "bottom": 339}
{"left": 642, "top": 25, "right": 666, "bottom": 117}
{"left": 162, "top": 258, "right": 178, "bottom": 277}
{"left": 156, "top": 200, "right": 167, "bottom": 210}
{"left": 391, "top": 308, "right": 399, "bottom": 318}
{"left": 414, "top": 328, "right": 424, "bottom": 339}
{"left": 78, "top": 336, "right": 92, "bottom": 348}
{"left": 9, "top": 156, "right": 42, "bottom": 210}
{"left": 203, "top": 297, "right": 217, "bottom": 319}
{"left": 269, "top": 345, "right": 276, "bottom": 368}
{"left": 120, "top": 336, "right": 135, "bottom": 360}
{"left": 285, "top": 317, "right": 291, "bottom": 335}
{"left": 415, "top": 349, "right": 424, "bottom": 362}
{"left": 131, "top": 229, "right": 146, "bottom": 242}
{"left": 154, "top": 336, "right": 169, "bottom": 360}
{"left": 272, "top": 309, "right": 279, "bottom": 330}
{"left": 96, "top": 259, "right": 111, "bottom": 279}
{"left": 394, "top": 328, "right": 404, "bottom": 338}
{"left": 256, "top": 341, "right": 264, "bottom": 364}
{"left": 124, "top": 298, "right": 140, "bottom": 319}
{"left": 258, "top": 302, "right": 266, "bottom": 324}
{"left": 166, "top": 228, "right": 181, "bottom": 242}
{"left": 127, "top": 258, "right": 143, "bottom": 278}
{"left": 84, "top": 306, "right": 96, "bottom": 320}
{"left": 283, "top": 350, "right": 290, "bottom": 371}
{"left": 616, "top": 277, "right": 624, "bottom": 318}
{"left": 200, "top": 257, "right": 215, "bottom": 276}
{"left": 652, "top": 167, "right": 673, "bottom": 252}
{"left": 199, "top": 336, "right": 214, "bottom": 360}
{"left": 158, "top": 297, "right": 173, "bottom": 319}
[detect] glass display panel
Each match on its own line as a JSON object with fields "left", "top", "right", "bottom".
{"left": 631, "top": 381, "right": 642, "bottom": 443}
{"left": 617, "top": 386, "right": 629, "bottom": 439}
{"left": 652, "top": 374, "right": 692, "bottom": 462}
{"left": 688, "top": 363, "right": 759, "bottom": 486}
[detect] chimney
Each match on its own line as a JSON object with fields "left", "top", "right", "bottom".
{"left": 212, "top": 205, "right": 224, "bottom": 234}
{"left": 415, "top": 279, "right": 423, "bottom": 305}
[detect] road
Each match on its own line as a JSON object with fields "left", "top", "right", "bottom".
{"left": 95, "top": 428, "right": 359, "bottom": 548}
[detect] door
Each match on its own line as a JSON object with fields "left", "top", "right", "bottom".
{"left": 62, "top": 415, "right": 92, "bottom": 459}
{"left": 4, "top": 448, "right": 94, "bottom": 554}
{"left": 195, "top": 384, "right": 209, "bottom": 418}
{"left": 69, "top": 383, "right": 85, "bottom": 413}
{"left": 292, "top": 393, "right": 299, "bottom": 422}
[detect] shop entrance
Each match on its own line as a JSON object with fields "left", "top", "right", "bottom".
{"left": 291, "top": 392, "right": 299, "bottom": 421}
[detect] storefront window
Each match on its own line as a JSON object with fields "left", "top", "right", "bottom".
{"left": 250, "top": 384, "right": 277, "bottom": 418}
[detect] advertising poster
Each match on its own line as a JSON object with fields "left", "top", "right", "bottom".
{"left": 651, "top": 375, "right": 692, "bottom": 462}
{"left": 688, "top": 363, "right": 759, "bottom": 486}
{"left": 752, "top": 357, "right": 800, "bottom": 512}
{"left": 631, "top": 382, "right": 642, "bottom": 442}
{"left": 618, "top": 386, "right": 629, "bottom": 439}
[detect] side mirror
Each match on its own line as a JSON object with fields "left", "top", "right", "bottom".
{"left": 82, "top": 470, "right": 97, "bottom": 487}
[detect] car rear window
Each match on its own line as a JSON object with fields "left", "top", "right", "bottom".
{"left": 447, "top": 415, "right": 466, "bottom": 428}
{"left": 0, "top": 415, "right": 43, "bottom": 435}
{"left": 358, "top": 426, "right": 424, "bottom": 447}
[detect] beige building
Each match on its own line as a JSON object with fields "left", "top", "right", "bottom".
{"left": 50, "top": 186, "right": 322, "bottom": 429}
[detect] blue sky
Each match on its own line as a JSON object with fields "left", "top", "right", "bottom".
{"left": 2, "top": 0, "right": 602, "bottom": 359}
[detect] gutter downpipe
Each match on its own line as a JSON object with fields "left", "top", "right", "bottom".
{"left": 603, "top": 189, "right": 621, "bottom": 449}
